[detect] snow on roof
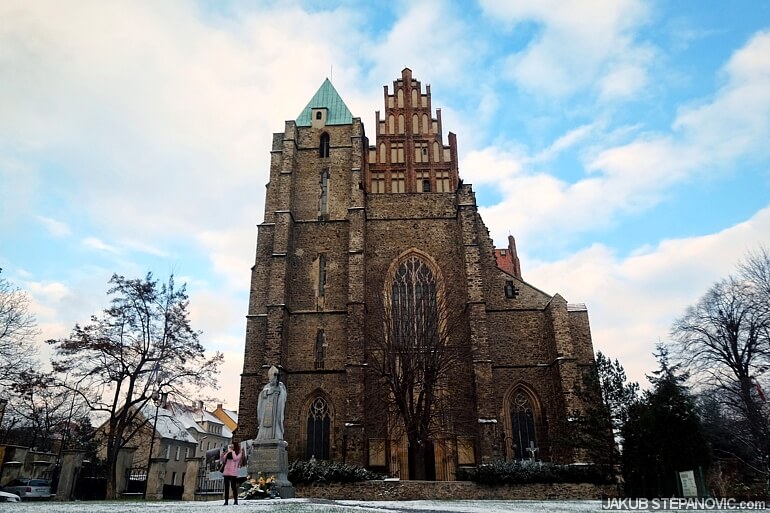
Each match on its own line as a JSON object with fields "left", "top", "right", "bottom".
{"left": 222, "top": 408, "right": 238, "bottom": 424}
{"left": 143, "top": 403, "right": 198, "bottom": 444}
{"left": 169, "top": 401, "right": 235, "bottom": 438}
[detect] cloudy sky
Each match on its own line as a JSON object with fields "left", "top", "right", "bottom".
{"left": 2, "top": 0, "right": 770, "bottom": 409}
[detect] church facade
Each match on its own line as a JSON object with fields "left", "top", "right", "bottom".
{"left": 237, "top": 68, "right": 597, "bottom": 480}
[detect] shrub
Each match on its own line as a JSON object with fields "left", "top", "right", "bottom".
{"left": 288, "top": 459, "right": 384, "bottom": 484}
{"left": 456, "top": 461, "right": 615, "bottom": 485}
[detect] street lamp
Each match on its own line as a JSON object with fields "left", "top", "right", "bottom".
{"left": 143, "top": 390, "right": 168, "bottom": 500}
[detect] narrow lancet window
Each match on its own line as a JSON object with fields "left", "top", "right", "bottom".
{"left": 319, "top": 133, "right": 330, "bottom": 158}
{"left": 315, "top": 329, "right": 326, "bottom": 369}
{"left": 319, "top": 169, "right": 329, "bottom": 219}
{"left": 318, "top": 254, "right": 327, "bottom": 297}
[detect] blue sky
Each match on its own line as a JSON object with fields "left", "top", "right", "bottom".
{"left": 2, "top": 0, "right": 770, "bottom": 407}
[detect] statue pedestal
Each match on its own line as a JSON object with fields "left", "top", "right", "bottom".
{"left": 248, "top": 440, "right": 294, "bottom": 499}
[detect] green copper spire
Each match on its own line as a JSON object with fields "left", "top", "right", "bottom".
{"left": 296, "top": 78, "right": 353, "bottom": 126}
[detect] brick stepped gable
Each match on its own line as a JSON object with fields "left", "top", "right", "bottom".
{"left": 238, "top": 68, "right": 600, "bottom": 480}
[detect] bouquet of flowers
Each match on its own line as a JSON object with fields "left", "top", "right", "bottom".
{"left": 239, "top": 472, "right": 279, "bottom": 499}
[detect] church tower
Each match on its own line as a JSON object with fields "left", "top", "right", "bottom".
{"left": 239, "top": 69, "right": 598, "bottom": 480}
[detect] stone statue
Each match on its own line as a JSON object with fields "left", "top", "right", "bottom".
{"left": 256, "top": 365, "right": 287, "bottom": 441}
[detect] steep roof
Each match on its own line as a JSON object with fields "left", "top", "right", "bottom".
{"left": 143, "top": 403, "right": 198, "bottom": 444}
{"left": 296, "top": 78, "right": 353, "bottom": 126}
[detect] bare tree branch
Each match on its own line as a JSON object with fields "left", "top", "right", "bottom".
{"left": 0, "top": 269, "right": 40, "bottom": 390}
{"left": 670, "top": 250, "right": 770, "bottom": 487}
{"left": 366, "top": 256, "right": 473, "bottom": 479}
{"left": 48, "top": 272, "right": 223, "bottom": 499}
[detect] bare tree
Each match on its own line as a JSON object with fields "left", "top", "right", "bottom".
{"left": 0, "top": 269, "right": 39, "bottom": 390}
{"left": 739, "top": 246, "right": 770, "bottom": 299}
{"left": 6, "top": 371, "right": 87, "bottom": 452}
{"left": 670, "top": 249, "right": 770, "bottom": 485}
{"left": 366, "top": 256, "right": 473, "bottom": 480}
{"left": 48, "top": 273, "right": 223, "bottom": 499}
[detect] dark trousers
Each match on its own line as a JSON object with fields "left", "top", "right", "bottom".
{"left": 223, "top": 475, "right": 238, "bottom": 504}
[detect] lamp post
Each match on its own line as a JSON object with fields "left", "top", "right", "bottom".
{"left": 143, "top": 390, "right": 167, "bottom": 500}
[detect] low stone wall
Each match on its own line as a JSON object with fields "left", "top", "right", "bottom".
{"left": 294, "top": 480, "right": 619, "bottom": 501}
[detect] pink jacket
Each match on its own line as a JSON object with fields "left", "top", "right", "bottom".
{"left": 220, "top": 448, "right": 246, "bottom": 477}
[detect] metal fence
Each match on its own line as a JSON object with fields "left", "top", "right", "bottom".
{"left": 124, "top": 467, "right": 147, "bottom": 495}
{"left": 196, "top": 465, "right": 224, "bottom": 498}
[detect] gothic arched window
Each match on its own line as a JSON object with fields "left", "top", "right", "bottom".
{"left": 319, "top": 133, "right": 330, "bottom": 158}
{"left": 390, "top": 255, "right": 439, "bottom": 349}
{"left": 510, "top": 390, "right": 537, "bottom": 460}
{"left": 306, "top": 397, "right": 331, "bottom": 459}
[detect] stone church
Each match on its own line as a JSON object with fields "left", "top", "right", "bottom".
{"left": 237, "top": 68, "right": 597, "bottom": 480}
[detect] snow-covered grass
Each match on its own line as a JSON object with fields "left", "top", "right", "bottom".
{"left": 4, "top": 498, "right": 612, "bottom": 512}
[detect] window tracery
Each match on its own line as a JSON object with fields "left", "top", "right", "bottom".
{"left": 306, "top": 397, "right": 330, "bottom": 459}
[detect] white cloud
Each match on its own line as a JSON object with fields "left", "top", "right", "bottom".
{"left": 83, "top": 237, "right": 118, "bottom": 253}
{"left": 531, "top": 122, "right": 598, "bottom": 163}
{"left": 37, "top": 216, "right": 72, "bottom": 238}
{"left": 119, "top": 239, "right": 171, "bottom": 258}
{"left": 0, "top": 1, "right": 369, "bottom": 244}
{"left": 599, "top": 64, "right": 649, "bottom": 101}
{"left": 526, "top": 204, "right": 770, "bottom": 388}
{"left": 0, "top": 158, "right": 39, "bottom": 230}
{"left": 197, "top": 227, "right": 255, "bottom": 292}
{"left": 461, "top": 146, "right": 526, "bottom": 185}
{"left": 213, "top": 350, "right": 244, "bottom": 410}
{"left": 480, "top": 0, "right": 654, "bottom": 98}
{"left": 187, "top": 289, "right": 244, "bottom": 345}
{"left": 473, "top": 30, "right": 770, "bottom": 250}
{"left": 364, "top": 2, "right": 480, "bottom": 90}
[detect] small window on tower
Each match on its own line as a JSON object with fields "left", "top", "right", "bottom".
{"left": 319, "top": 133, "right": 330, "bottom": 158}
{"left": 316, "top": 111, "right": 322, "bottom": 120}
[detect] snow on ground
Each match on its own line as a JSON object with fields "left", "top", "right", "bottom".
{"left": 4, "top": 498, "right": 619, "bottom": 512}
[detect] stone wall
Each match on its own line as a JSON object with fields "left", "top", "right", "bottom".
{"left": 238, "top": 70, "right": 603, "bottom": 472}
{"left": 0, "top": 445, "right": 56, "bottom": 486}
{"left": 294, "top": 480, "right": 618, "bottom": 500}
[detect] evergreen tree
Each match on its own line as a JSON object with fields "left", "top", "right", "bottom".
{"left": 622, "top": 346, "right": 711, "bottom": 497}
{"left": 571, "top": 351, "right": 639, "bottom": 468}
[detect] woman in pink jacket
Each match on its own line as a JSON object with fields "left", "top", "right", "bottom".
{"left": 220, "top": 440, "right": 246, "bottom": 505}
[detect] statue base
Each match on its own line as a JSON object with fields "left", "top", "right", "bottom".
{"left": 247, "top": 440, "right": 294, "bottom": 499}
